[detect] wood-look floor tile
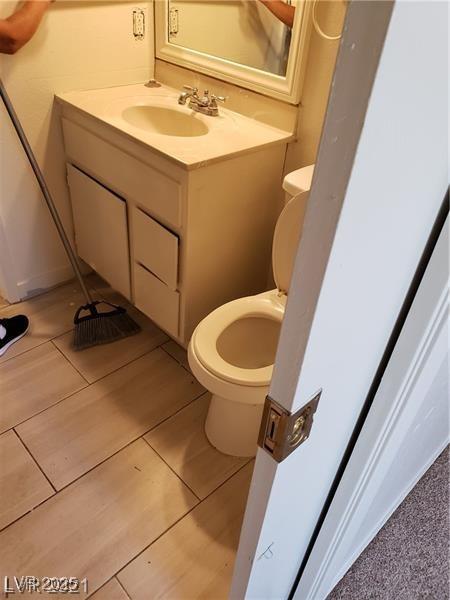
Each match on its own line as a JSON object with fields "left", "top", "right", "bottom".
{"left": 118, "top": 462, "right": 254, "bottom": 600}
{"left": 145, "top": 394, "right": 248, "bottom": 499}
{"left": 17, "top": 348, "right": 204, "bottom": 490}
{"left": 88, "top": 578, "right": 130, "bottom": 600}
{"left": 162, "top": 340, "right": 191, "bottom": 372}
{"left": 0, "top": 430, "right": 54, "bottom": 531}
{"left": 0, "top": 279, "right": 98, "bottom": 364}
{"left": 53, "top": 306, "right": 168, "bottom": 383}
{"left": 0, "top": 343, "right": 87, "bottom": 433}
{"left": 0, "top": 440, "right": 198, "bottom": 599}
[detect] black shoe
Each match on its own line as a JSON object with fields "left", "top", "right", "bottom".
{"left": 0, "top": 315, "right": 30, "bottom": 357}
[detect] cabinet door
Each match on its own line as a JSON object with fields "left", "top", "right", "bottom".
{"left": 67, "top": 164, "right": 131, "bottom": 300}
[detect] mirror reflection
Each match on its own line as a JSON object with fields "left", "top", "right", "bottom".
{"left": 167, "top": 1, "right": 296, "bottom": 77}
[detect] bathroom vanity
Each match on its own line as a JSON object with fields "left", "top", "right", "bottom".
{"left": 57, "top": 83, "right": 293, "bottom": 346}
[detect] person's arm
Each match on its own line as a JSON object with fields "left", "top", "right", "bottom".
{"left": 258, "top": 0, "right": 295, "bottom": 28}
{"left": 0, "top": 1, "right": 52, "bottom": 55}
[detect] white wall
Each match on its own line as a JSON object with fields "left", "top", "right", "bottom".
{"left": 285, "top": 0, "right": 345, "bottom": 170}
{"left": 0, "top": 1, "right": 153, "bottom": 300}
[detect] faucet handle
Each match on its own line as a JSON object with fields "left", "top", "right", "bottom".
{"left": 211, "top": 94, "right": 227, "bottom": 103}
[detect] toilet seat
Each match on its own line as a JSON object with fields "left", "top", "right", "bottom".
{"left": 192, "top": 293, "right": 284, "bottom": 387}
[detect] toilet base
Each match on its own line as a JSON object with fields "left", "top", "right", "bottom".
{"left": 205, "top": 393, "right": 265, "bottom": 458}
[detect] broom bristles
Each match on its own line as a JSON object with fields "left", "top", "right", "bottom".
{"left": 73, "top": 309, "right": 141, "bottom": 351}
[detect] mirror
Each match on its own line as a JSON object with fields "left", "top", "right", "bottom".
{"left": 167, "top": 1, "right": 294, "bottom": 77}
{"left": 155, "top": 1, "right": 312, "bottom": 103}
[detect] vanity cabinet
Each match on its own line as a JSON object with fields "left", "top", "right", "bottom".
{"left": 60, "top": 102, "right": 289, "bottom": 347}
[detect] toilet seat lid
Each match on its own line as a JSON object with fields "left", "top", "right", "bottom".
{"left": 272, "top": 193, "right": 306, "bottom": 294}
{"left": 192, "top": 295, "right": 284, "bottom": 387}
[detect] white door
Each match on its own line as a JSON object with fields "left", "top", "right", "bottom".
{"left": 231, "top": 2, "right": 449, "bottom": 598}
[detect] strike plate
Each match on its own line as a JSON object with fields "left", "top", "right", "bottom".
{"left": 258, "top": 391, "right": 321, "bottom": 462}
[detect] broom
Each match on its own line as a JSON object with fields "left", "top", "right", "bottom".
{"left": 0, "top": 80, "right": 141, "bottom": 350}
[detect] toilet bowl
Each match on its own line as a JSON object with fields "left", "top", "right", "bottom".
{"left": 188, "top": 165, "right": 314, "bottom": 457}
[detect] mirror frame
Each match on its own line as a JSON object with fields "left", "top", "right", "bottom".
{"left": 155, "top": 1, "right": 313, "bottom": 104}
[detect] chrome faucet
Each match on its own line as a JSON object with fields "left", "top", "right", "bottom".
{"left": 178, "top": 85, "right": 226, "bottom": 117}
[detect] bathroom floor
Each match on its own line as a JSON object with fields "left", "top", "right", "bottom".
{"left": 0, "top": 276, "right": 253, "bottom": 599}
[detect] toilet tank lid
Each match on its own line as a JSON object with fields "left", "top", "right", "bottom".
{"left": 283, "top": 164, "right": 315, "bottom": 196}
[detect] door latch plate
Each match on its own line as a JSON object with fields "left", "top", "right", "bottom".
{"left": 258, "top": 391, "right": 321, "bottom": 462}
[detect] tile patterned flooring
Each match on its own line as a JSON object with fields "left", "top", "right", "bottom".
{"left": 0, "top": 279, "right": 253, "bottom": 599}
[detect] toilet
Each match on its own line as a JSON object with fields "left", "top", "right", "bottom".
{"left": 188, "top": 165, "right": 314, "bottom": 457}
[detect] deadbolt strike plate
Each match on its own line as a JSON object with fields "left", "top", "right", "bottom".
{"left": 258, "top": 391, "right": 322, "bottom": 462}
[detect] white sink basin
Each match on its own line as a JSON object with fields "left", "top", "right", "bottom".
{"left": 122, "top": 105, "right": 209, "bottom": 137}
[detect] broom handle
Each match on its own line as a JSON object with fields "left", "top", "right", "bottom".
{"left": 0, "top": 79, "right": 93, "bottom": 305}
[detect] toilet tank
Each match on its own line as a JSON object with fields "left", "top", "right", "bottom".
{"left": 275, "top": 165, "right": 315, "bottom": 283}
{"left": 283, "top": 164, "right": 315, "bottom": 201}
